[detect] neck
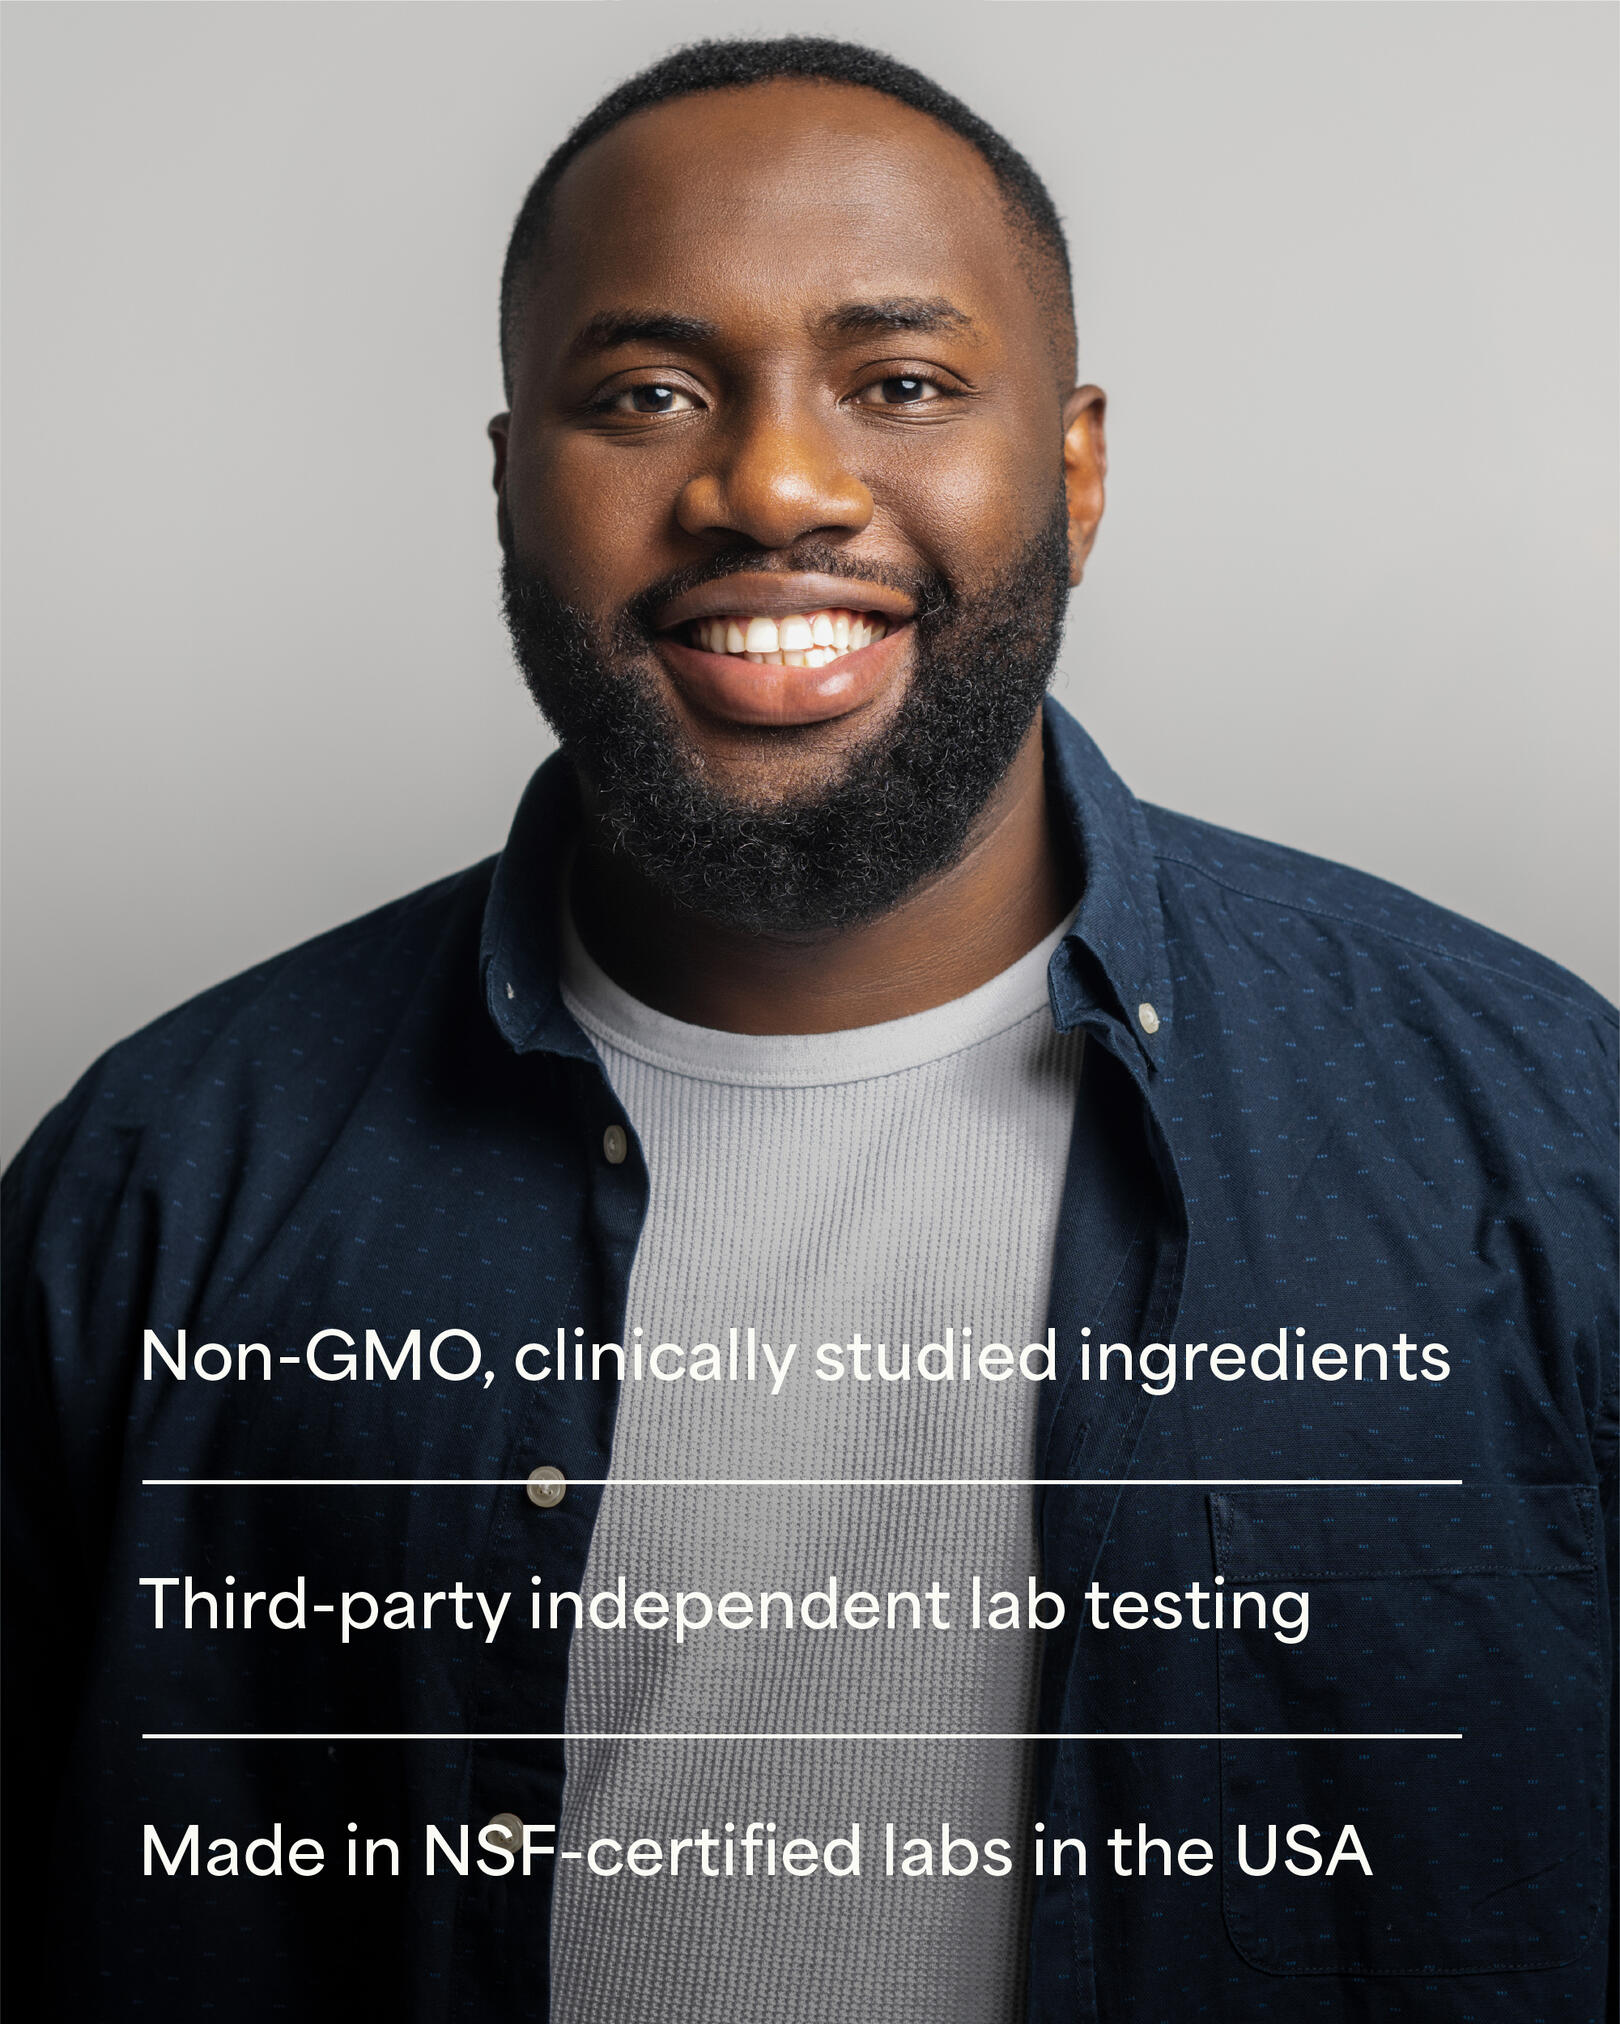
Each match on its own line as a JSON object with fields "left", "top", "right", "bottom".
{"left": 569, "top": 715, "right": 1074, "bottom": 1034}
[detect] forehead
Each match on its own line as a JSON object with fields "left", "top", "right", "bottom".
{"left": 537, "top": 79, "right": 1025, "bottom": 334}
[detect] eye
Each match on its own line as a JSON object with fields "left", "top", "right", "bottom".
{"left": 857, "top": 374, "right": 945, "bottom": 408}
{"left": 605, "top": 383, "right": 699, "bottom": 416}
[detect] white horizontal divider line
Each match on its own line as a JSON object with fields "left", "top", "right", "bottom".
{"left": 140, "top": 1476, "right": 1465, "bottom": 1488}
{"left": 141, "top": 1730, "right": 1464, "bottom": 1743}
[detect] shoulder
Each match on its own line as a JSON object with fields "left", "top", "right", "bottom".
{"left": 3, "top": 859, "right": 497, "bottom": 1213}
{"left": 1145, "top": 801, "right": 1616, "bottom": 1044}
{"left": 1142, "top": 808, "right": 1617, "bottom": 1191}
{"left": 1140, "top": 809, "right": 1616, "bottom": 1288}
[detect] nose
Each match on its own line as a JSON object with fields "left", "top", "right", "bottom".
{"left": 675, "top": 402, "right": 873, "bottom": 549}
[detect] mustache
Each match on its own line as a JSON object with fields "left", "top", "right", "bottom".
{"left": 620, "top": 544, "right": 953, "bottom": 638}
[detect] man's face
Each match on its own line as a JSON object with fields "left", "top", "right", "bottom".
{"left": 492, "top": 79, "right": 1105, "bottom": 931}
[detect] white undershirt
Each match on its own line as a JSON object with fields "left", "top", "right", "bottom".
{"left": 549, "top": 907, "right": 1085, "bottom": 2024}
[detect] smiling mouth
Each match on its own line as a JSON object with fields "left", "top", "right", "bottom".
{"left": 681, "top": 607, "right": 892, "bottom": 668}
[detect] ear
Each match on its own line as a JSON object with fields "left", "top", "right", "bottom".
{"left": 488, "top": 413, "right": 512, "bottom": 551}
{"left": 1060, "top": 385, "right": 1107, "bottom": 586}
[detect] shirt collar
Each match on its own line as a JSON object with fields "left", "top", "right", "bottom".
{"left": 479, "top": 754, "right": 599, "bottom": 1062}
{"left": 1042, "top": 697, "right": 1174, "bottom": 1073}
{"left": 481, "top": 695, "right": 1172, "bottom": 1072}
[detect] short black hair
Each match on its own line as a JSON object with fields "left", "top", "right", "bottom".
{"left": 498, "top": 35, "right": 1076, "bottom": 396}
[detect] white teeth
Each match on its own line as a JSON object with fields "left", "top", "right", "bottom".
{"left": 690, "top": 607, "right": 894, "bottom": 668}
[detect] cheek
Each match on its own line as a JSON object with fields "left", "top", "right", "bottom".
{"left": 508, "top": 435, "right": 675, "bottom": 608}
{"left": 870, "top": 413, "right": 1061, "bottom": 587}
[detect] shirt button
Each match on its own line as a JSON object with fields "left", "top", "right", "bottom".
{"left": 526, "top": 1464, "right": 566, "bottom": 1509}
{"left": 602, "top": 1124, "right": 628, "bottom": 1164}
{"left": 1137, "top": 1001, "right": 1161, "bottom": 1035}
{"left": 485, "top": 1813, "right": 524, "bottom": 1853}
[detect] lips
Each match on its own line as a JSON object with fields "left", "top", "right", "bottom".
{"left": 686, "top": 605, "right": 887, "bottom": 665}
{"left": 655, "top": 616, "right": 909, "bottom": 728}
{"left": 651, "top": 574, "right": 916, "bottom": 728}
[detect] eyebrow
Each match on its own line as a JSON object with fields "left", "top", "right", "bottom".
{"left": 816, "top": 297, "right": 978, "bottom": 341}
{"left": 566, "top": 310, "right": 719, "bottom": 358}
{"left": 565, "top": 296, "right": 979, "bottom": 361}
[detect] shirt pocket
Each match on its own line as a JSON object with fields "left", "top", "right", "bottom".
{"left": 1210, "top": 1486, "right": 1605, "bottom": 1978}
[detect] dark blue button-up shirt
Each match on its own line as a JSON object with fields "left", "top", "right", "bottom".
{"left": 5, "top": 700, "right": 1614, "bottom": 2021}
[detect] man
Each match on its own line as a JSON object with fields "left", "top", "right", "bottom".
{"left": 4, "top": 34, "right": 1614, "bottom": 2024}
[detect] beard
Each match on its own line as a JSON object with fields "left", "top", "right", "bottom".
{"left": 500, "top": 492, "right": 1072, "bottom": 935}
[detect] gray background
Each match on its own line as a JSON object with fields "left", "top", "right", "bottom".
{"left": 4, "top": 0, "right": 1616, "bottom": 1164}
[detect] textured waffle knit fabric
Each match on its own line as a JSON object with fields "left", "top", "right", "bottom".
{"left": 548, "top": 903, "right": 1085, "bottom": 2024}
